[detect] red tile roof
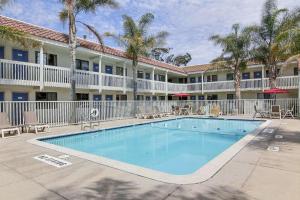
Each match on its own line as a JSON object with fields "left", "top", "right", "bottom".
{"left": 0, "top": 15, "right": 186, "bottom": 74}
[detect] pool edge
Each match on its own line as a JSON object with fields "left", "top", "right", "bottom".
{"left": 28, "top": 117, "right": 271, "bottom": 185}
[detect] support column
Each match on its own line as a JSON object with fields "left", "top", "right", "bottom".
{"left": 98, "top": 55, "right": 103, "bottom": 93}
{"left": 123, "top": 62, "right": 127, "bottom": 94}
{"left": 39, "top": 43, "right": 44, "bottom": 91}
{"left": 262, "top": 65, "right": 265, "bottom": 91}
{"left": 201, "top": 72, "right": 204, "bottom": 94}
{"left": 151, "top": 68, "right": 155, "bottom": 95}
{"left": 165, "top": 71, "right": 168, "bottom": 95}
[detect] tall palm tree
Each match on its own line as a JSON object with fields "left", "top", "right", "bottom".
{"left": 106, "top": 13, "right": 168, "bottom": 107}
{"left": 59, "top": 0, "right": 118, "bottom": 101}
{"left": 246, "top": 0, "right": 300, "bottom": 88}
{"left": 210, "top": 24, "right": 251, "bottom": 101}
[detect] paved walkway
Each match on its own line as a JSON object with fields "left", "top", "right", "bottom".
{"left": 0, "top": 118, "right": 299, "bottom": 200}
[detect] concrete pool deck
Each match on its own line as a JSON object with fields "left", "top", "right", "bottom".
{"left": 0, "top": 117, "right": 300, "bottom": 200}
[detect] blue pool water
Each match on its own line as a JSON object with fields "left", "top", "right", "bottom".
{"left": 41, "top": 118, "right": 262, "bottom": 175}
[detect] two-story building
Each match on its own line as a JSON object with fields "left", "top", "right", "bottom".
{"left": 0, "top": 15, "right": 298, "bottom": 102}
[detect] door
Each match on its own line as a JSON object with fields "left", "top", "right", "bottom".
{"left": 93, "top": 95, "right": 102, "bottom": 101}
{"left": 12, "top": 49, "right": 29, "bottom": 80}
{"left": 12, "top": 92, "right": 28, "bottom": 125}
{"left": 105, "top": 65, "right": 113, "bottom": 74}
{"left": 0, "top": 92, "right": 4, "bottom": 112}
{"left": 93, "top": 63, "right": 99, "bottom": 72}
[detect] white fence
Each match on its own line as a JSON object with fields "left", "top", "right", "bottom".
{"left": 0, "top": 99, "right": 298, "bottom": 127}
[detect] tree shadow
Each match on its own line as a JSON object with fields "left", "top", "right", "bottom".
{"left": 173, "top": 185, "right": 252, "bottom": 200}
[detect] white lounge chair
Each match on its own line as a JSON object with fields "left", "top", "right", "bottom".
{"left": 270, "top": 105, "right": 282, "bottom": 119}
{"left": 24, "top": 111, "right": 49, "bottom": 134}
{"left": 0, "top": 112, "right": 20, "bottom": 138}
{"left": 282, "top": 106, "right": 294, "bottom": 119}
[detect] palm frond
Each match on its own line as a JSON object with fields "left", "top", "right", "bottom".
{"left": 77, "top": 21, "right": 104, "bottom": 51}
{"left": 138, "top": 13, "right": 154, "bottom": 34}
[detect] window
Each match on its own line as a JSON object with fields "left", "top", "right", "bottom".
{"left": 0, "top": 46, "right": 4, "bottom": 59}
{"left": 116, "top": 67, "right": 124, "bottom": 76}
{"left": 152, "top": 96, "right": 157, "bottom": 101}
{"left": 179, "top": 78, "right": 187, "bottom": 83}
{"left": 159, "top": 96, "right": 165, "bottom": 101}
{"left": 294, "top": 67, "right": 298, "bottom": 76}
{"left": 76, "top": 59, "right": 89, "bottom": 71}
{"left": 154, "top": 74, "right": 158, "bottom": 81}
{"left": 145, "top": 73, "right": 151, "bottom": 80}
{"left": 35, "top": 52, "right": 57, "bottom": 66}
{"left": 116, "top": 95, "right": 127, "bottom": 101}
{"left": 159, "top": 75, "right": 165, "bottom": 82}
{"left": 207, "top": 75, "right": 211, "bottom": 82}
{"left": 198, "top": 95, "right": 205, "bottom": 100}
{"left": 266, "top": 69, "right": 280, "bottom": 77}
{"left": 207, "top": 94, "right": 218, "bottom": 100}
{"left": 105, "top": 65, "right": 113, "bottom": 74}
{"left": 76, "top": 93, "right": 89, "bottom": 101}
{"left": 227, "top": 94, "right": 235, "bottom": 100}
{"left": 189, "top": 77, "right": 196, "bottom": 83}
{"left": 254, "top": 71, "right": 262, "bottom": 79}
{"left": 242, "top": 72, "right": 250, "bottom": 79}
{"left": 137, "top": 71, "right": 144, "bottom": 79}
{"left": 137, "top": 95, "right": 144, "bottom": 100}
{"left": 212, "top": 75, "right": 218, "bottom": 82}
{"left": 198, "top": 76, "right": 203, "bottom": 82}
{"left": 93, "top": 95, "right": 102, "bottom": 101}
{"left": 36, "top": 92, "right": 57, "bottom": 101}
{"left": 190, "top": 96, "right": 196, "bottom": 100}
{"left": 227, "top": 73, "right": 234, "bottom": 80}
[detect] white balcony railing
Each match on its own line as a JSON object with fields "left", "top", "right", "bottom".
{"left": 0, "top": 59, "right": 299, "bottom": 93}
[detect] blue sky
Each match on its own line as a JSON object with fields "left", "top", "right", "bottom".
{"left": 2, "top": 0, "right": 299, "bottom": 65}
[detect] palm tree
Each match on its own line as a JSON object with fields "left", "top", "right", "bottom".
{"left": 210, "top": 24, "right": 251, "bottom": 101}
{"left": 106, "top": 13, "right": 168, "bottom": 109}
{"left": 59, "top": 0, "right": 118, "bottom": 101}
{"left": 246, "top": 0, "right": 300, "bottom": 88}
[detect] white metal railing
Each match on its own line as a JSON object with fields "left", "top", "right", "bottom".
{"left": 44, "top": 65, "right": 70, "bottom": 87}
{"left": 102, "top": 74, "right": 124, "bottom": 88}
{"left": 0, "top": 59, "right": 41, "bottom": 86}
{"left": 0, "top": 99, "right": 298, "bottom": 127}
{"left": 154, "top": 81, "right": 166, "bottom": 91}
{"left": 168, "top": 83, "right": 188, "bottom": 93}
{"left": 137, "top": 78, "right": 152, "bottom": 91}
{"left": 0, "top": 59, "right": 299, "bottom": 93}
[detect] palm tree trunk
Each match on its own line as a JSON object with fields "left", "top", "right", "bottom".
{"left": 234, "top": 68, "right": 241, "bottom": 114}
{"left": 298, "top": 58, "right": 300, "bottom": 117}
{"left": 269, "top": 65, "right": 277, "bottom": 89}
{"left": 132, "top": 60, "right": 137, "bottom": 115}
{"left": 67, "top": 1, "right": 77, "bottom": 123}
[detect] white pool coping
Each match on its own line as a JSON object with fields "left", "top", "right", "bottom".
{"left": 28, "top": 117, "right": 271, "bottom": 185}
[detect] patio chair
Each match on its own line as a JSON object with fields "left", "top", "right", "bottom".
{"left": 252, "top": 105, "right": 269, "bottom": 118}
{"left": 24, "top": 111, "right": 49, "bottom": 134}
{"left": 270, "top": 105, "right": 282, "bottom": 119}
{"left": 282, "top": 106, "right": 294, "bottom": 119}
{"left": 154, "top": 106, "right": 168, "bottom": 117}
{"left": 210, "top": 104, "right": 221, "bottom": 117}
{"left": 174, "top": 106, "right": 180, "bottom": 115}
{"left": 195, "top": 106, "right": 206, "bottom": 115}
{"left": 0, "top": 112, "right": 20, "bottom": 138}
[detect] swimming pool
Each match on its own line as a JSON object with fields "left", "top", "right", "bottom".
{"left": 32, "top": 117, "right": 268, "bottom": 184}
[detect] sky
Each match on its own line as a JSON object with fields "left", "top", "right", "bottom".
{"left": 1, "top": 0, "right": 299, "bottom": 65}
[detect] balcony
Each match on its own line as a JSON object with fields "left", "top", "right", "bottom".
{"left": 0, "top": 59, "right": 298, "bottom": 94}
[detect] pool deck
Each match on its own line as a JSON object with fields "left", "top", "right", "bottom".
{"left": 1, "top": 117, "right": 300, "bottom": 200}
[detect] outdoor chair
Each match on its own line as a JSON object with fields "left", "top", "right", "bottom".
{"left": 270, "top": 105, "right": 282, "bottom": 119}
{"left": 174, "top": 106, "right": 180, "bottom": 115}
{"left": 195, "top": 106, "right": 206, "bottom": 115}
{"left": 24, "top": 111, "right": 49, "bottom": 134}
{"left": 0, "top": 112, "right": 20, "bottom": 138}
{"left": 282, "top": 106, "right": 294, "bottom": 119}
{"left": 210, "top": 104, "right": 221, "bottom": 117}
{"left": 252, "top": 105, "right": 269, "bottom": 118}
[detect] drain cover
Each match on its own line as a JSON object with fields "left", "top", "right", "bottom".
{"left": 263, "top": 128, "right": 274, "bottom": 134}
{"left": 275, "top": 135, "right": 283, "bottom": 139}
{"left": 34, "top": 154, "right": 72, "bottom": 168}
{"left": 267, "top": 146, "right": 280, "bottom": 152}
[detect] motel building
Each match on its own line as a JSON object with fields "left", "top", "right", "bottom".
{"left": 0, "top": 15, "right": 298, "bottom": 103}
